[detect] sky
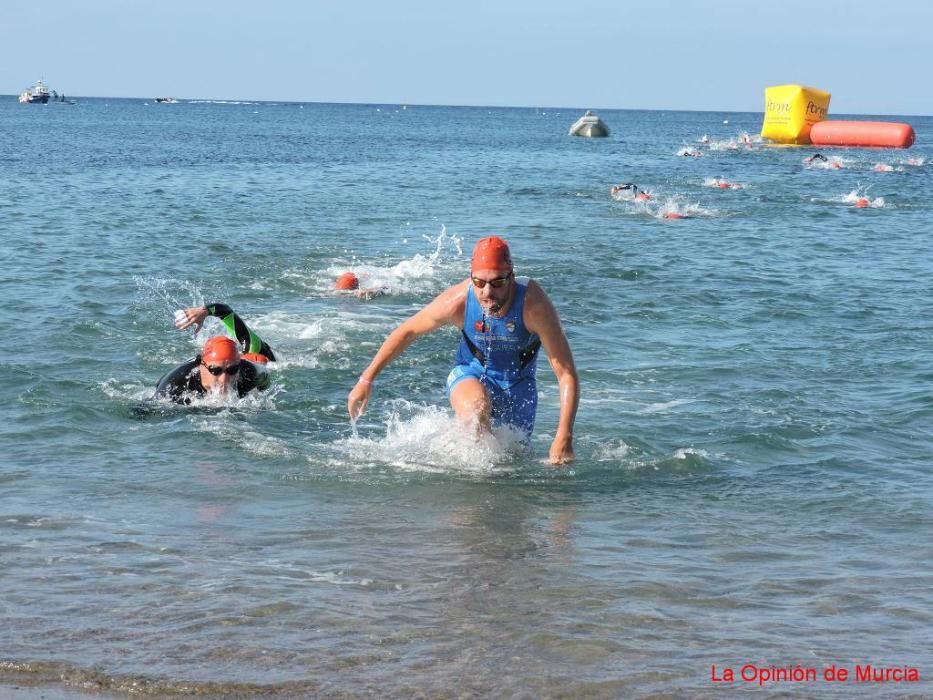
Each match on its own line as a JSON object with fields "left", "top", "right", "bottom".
{"left": 3, "top": 0, "right": 932, "bottom": 116}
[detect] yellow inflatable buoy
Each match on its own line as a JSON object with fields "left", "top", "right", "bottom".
{"left": 760, "top": 85, "right": 831, "bottom": 145}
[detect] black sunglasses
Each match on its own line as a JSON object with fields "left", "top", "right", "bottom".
{"left": 202, "top": 362, "right": 240, "bottom": 376}
{"left": 471, "top": 271, "right": 512, "bottom": 289}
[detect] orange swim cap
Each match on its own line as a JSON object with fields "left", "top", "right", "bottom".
{"left": 471, "top": 236, "right": 512, "bottom": 272}
{"left": 855, "top": 198, "right": 869, "bottom": 208}
{"left": 202, "top": 336, "right": 240, "bottom": 363}
{"left": 241, "top": 352, "right": 268, "bottom": 365}
{"left": 335, "top": 272, "right": 360, "bottom": 290}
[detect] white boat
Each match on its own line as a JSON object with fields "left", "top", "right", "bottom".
{"left": 569, "top": 110, "right": 610, "bottom": 138}
{"left": 18, "top": 79, "right": 51, "bottom": 104}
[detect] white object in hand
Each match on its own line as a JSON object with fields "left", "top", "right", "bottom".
{"left": 174, "top": 309, "right": 187, "bottom": 323}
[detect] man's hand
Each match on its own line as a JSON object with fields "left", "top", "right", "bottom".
{"left": 347, "top": 378, "right": 373, "bottom": 421}
{"left": 175, "top": 306, "right": 208, "bottom": 335}
{"left": 548, "top": 435, "right": 575, "bottom": 466}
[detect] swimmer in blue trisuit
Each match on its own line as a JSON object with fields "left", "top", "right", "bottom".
{"left": 347, "top": 236, "right": 579, "bottom": 465}
{"left": 155, "top": 303, "right": 275, "bottom": 404}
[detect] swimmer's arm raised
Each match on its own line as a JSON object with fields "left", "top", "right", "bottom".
{"left": 175, "top": 303, "right": 274, "bottom": 360}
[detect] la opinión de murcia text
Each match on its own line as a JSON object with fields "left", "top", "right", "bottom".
{"left": 711, "top": 663, "right": 920, "bottom": 686}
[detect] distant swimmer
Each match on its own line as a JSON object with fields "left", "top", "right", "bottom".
{"left": 335, "top": 271, "right": 388, "bottom": 300}
{"left": 805, "top": 153, "right": 841, "bottom": 169}
{"left": 855, "top": 197, "right": 870, "bottom": 208}
{"left": 155, "top": 303, "right": 275, "bottom": 404}
{"left": 346, "top": 236, "right": 579, "bottom": 465}
{"left": 873, "top": 163, "right": 894, "bottom": 172}
{"left": 708, "top": 176, "right": 742, "bottom": 190}
{"left": 610, "top": 183, "right": 652, "bottom": 201}
{"left": 677, "top": 147, "right": 702, "bottom": 157}
{"left": 663, "top": 212, "right": 688, "bottom": 220}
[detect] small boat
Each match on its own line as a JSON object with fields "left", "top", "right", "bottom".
{"left": 154, "top": 97, "right": 179, "bottom": 104}
{"left": 569, "top": 110, "right": 610, "bottom": 138}
{"left": 18, "top": 79, "right": 51, "bottom": 104}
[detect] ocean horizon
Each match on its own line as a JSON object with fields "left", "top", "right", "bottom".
{"left": 8, "top": 91, "right": 933, "bottom": 118}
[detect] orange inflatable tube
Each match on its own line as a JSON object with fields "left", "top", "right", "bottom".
{"left": 810, "top": 121, "right": 915, "bottom": 148}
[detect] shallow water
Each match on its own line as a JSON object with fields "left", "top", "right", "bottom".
{"left": 1, "top": 98, "right": 931, "bottom": 697}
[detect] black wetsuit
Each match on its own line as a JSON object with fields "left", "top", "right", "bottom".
{"left": 154, "top": 302, "right": 275, "bottom": 404}
{"left": 154, "top": 357, "right": 270, "bottom": 404}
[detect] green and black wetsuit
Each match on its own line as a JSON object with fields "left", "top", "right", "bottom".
{"left": 154, "top": 303, "right": 275, "bottom": 404}
{"left": 202, "top": 303, "right": 276, "bottom": 361}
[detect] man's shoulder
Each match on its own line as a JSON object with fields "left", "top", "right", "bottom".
{"left": 521, "top": 279, "right": 562, "bottom": 330}
{"left": 522, "top": 278, "right": 550, "bottom": 306}
{"left": 429, "top": 279, "right": 470, "bottom": 309}
{"left": 413, "top": 280, "right": 469, "bottom": 329}
{"left": 237, "top": 361, "right": 270, "bottom": 395}
{"left": 154, "top": 358, "right": 202, "bottom": 401}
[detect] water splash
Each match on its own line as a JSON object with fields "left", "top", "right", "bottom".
{"left": 335, "top": 401, "right": 527, "bottom": 474}
{"left": 703, "top": 177, "right": 745, "bottom": 190}
{"left": 322, "top": 224, "right": 464, "bottom": 296}
{"left": 841, "top": 189, "right": 885, "bottom": 209}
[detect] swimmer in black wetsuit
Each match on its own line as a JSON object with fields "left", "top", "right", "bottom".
{"left": 610, "top": 183, "right": 652, "bottom": 201}
{"left": 155, "top": 303, "right": 275, "bottom": 404}
{"left": 805, "top": 153, "right": 828, "bottom": 164}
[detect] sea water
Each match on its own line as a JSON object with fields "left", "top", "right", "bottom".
{"left": 0, "top": 98, "right": 931, "bottom": 698}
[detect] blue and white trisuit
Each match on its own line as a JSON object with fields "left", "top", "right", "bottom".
{"left": 446, "top": 277, "right": 541, "bottom": 435}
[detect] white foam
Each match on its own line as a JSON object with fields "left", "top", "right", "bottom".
{"left": 316, "top": 224, "right": 464, "bottom": 296}
{"left": 334, "top": 401, "right": 526, "bottom": 474}
{"left": 593, "top": 439, "right": 631, "bottom": 461}
{"left": 656, "top": 197, "right": 716, "bottom": 219}
{"left": 101, "top": 378, "right": 153, "bottom": 403}
{"left": 640, "top": 398, "right": 694, "bottom": 413}
{"left": 195, "top": 418, "right": 294, "bottom": 458}
{"left": 841, "top": 189, "right": 885, "bottom": 208}
{"left": 672, "top": 447, "right": 709, "bottom": 460}
{"left": 703, "top": 177, "right": 745, "bottom": 190}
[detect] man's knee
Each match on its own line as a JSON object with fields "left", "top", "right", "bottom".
{"left": 449, "top": 378, "right": 491, "bottom": 421}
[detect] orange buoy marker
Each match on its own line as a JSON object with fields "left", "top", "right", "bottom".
{"left": 810, "top": 121, "right": 915, "bottom": 149}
